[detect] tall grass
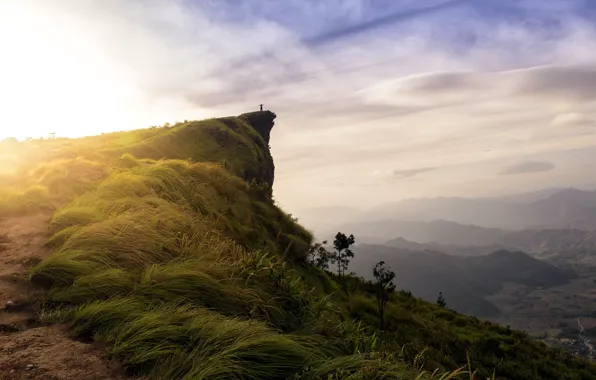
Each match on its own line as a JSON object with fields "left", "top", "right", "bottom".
{"left": 0, "top": 157, "right": 108, "bottom": 216}
{"left": 30, "top": 155, "right": 332, "bottom": 379}
{"left": 15, "top": 114, "right": 596, "bottom": 379}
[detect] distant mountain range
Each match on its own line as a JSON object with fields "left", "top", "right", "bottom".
{"left": 301, "top": 188, "right": 596, "bottom": 235}
{"left": 331, "top": 219, "right": 507, "bottom": 246}
{"left": 349, "top": 245, "right": 576, "bottom": 317}
{"left": 307, "top": 187, "right": 596, "bottom": 316}
{"left": 306, "top": 188, "right": 596, "bottom": 267}
{"left": 384, "top": 237, "right": 501, "bottom": 256}
{"left": 364, "top": 188, "right": 596, "bottom": 230}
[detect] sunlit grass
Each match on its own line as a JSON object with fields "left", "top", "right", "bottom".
{"left": 3, "top": 114, "right": 593, "bottom": 379}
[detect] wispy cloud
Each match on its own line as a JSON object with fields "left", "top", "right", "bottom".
{"left": 500, "top": 161, "right": 555, "bottom": 175}
{"left": 303, "top": 0, "right": 466, "bottom": 47}
{"left": 2, "top": 0, "right": 596, "bottom": 210}
{"left": 393, "top": 167, "right": 436, "bottom": 179}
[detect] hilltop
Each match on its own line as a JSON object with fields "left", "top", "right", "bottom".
{"left": 0, "top": 112, "right": 595, "bottom": 379}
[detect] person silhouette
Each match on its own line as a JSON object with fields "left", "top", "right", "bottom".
{"left": 259, "top": 104, "right": 263, "bottom": 111}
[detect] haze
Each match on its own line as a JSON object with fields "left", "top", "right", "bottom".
{"left": 1, "top": 0, "right": 596, "bottom": 214}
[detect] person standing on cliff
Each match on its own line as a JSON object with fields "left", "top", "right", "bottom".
{"left": 260, "top": 104, "right": 263, "bottom": 111}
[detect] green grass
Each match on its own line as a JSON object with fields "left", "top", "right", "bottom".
{"left": 1, "top": 113, "right": 594, "bottom": 379}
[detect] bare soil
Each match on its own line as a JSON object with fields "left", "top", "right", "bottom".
{"left": 0, "top": 214, "right": 128, "bottom": 380}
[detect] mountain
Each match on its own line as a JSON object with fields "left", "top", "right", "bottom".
{"left": 380, "top": 223, "right": 596, "bottom": 256}
{"left": 323, "top": 219, "right": 508, "bottom": 246}
{"left": 292, "top": 205, "right": 363, "bottom": 233}
{"left": 385, "top": 237, "right": 502, "bottom": 256}
{"left": 323, "top": 218, "right": 596, "bottom": 267}
{"left": 1, "top": 112, "right": 595, "bottom": 379}
{"left": 333, "top": 188, "right": 596, "bottom": 230}
{"left": 494, "top": 188, "right": 567, "bottom": 203}
{"left": 350, "top": 244, "right": 576, "bottom": 317}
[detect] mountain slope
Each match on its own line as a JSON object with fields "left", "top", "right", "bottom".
{"left": 0, "top": 113, "right": 595, "bottom": 379}
{"left": 331, "top": 219, "right": 596, "bottom": 267}
{"left": 350, "top": 244, "right": 575, "bottom": 317}
{"left": 385, "top": 237, "right": 502, "bottom": 256}
{"left": 326, "top": 219, "right": 508, "bottom": 246}
{"left": 346, "top": 188, "right": 596, "bottom": 230}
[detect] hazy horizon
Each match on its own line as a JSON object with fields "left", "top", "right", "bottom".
{"left": 2, "top": 0, "right": 596, "bottom": 211}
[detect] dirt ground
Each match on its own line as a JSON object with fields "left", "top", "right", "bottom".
{"left": 0, "top": 214, "right": 128, "bottom": 380}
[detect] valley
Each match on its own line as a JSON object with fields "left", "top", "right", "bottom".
{"left": 304, "top": 188, "right": 596, "bottom": 360}
{"left": 488, "top": 273, "right": 596, "bottom": 336}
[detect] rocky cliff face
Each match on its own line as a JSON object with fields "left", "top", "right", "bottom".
{"left": 238, "top": 111, "right": 276, "bottom": 189}
{"left": 240, "top": 111, "right": 276, "bottom": 145}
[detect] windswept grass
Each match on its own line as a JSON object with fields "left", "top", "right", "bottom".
{"left": 0, "top": 184, "right": 52, "bottom": 215}
{"left": 28, "top": 152, "right": 457, "bottom": 378}
{"left": 9, "top": 114, "right": 596, "bottom": 379}
{"left": 0, "top": 157, "right": 108, "bottom": 216}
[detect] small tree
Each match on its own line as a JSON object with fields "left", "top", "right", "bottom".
{"left": 437, "top": 292, "right": 447, "bottom": 308}
{"left": 307, "top": 240, "right": 331, "bottom": 271}
{"left": 330, "top": 232, "right": 355, "bottom": 278}
{"left": 373, "top": 261, "right": 396, "bottom": 331}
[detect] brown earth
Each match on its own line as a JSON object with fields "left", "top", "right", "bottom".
{"left": 0, "top": 214, "right": 128, "bottom": 380}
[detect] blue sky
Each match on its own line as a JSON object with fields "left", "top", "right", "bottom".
{"left": 1, "top": 0, "right": 595, "bottom": 213}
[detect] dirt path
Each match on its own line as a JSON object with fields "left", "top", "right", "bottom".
{"left": 0, "top": 214, "right": 128, "bottom": 380}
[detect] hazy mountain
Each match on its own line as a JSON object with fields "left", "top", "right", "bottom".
{"left": 326, "top": 219, "right": 596, "bottom": 267}
{"left": 349, "top": 244, "right": 576, "bottom": 317}
{"left": 385, "top": 237, "right": 503, "bottom": 256}
{"left": 384, "top": 233, "right": 596, "bottom": 270}
{"left": 322, "top": 219, "right": 508, "bottom": 246}
{"left": 360, "top": 188, "right": 596, "bottom": 230}
{"left": 306, "top": 189, "right": 596, "bottom": 237}
{"left": 493, "top": 187, "right": 566, "bottom": 203}
{"left": 293, "top": 206, "right": 363, "bottom": 233}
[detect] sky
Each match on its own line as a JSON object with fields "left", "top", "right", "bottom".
{"left": 1, "top": 0, "right": 596, "bottom": 214}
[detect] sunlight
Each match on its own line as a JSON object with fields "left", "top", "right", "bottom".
{"left": 0, "top": 2, "right": 155, "bottom": 140}
{"left": 0, "top": 153, "right": 18, "bottom": 175}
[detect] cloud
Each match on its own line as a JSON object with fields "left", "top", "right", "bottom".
{"left": 3, "top": 0, "right": 596, "bottom": 211}
{"left": 393, "top": 167, "right": 436, "bottom": 178}
{"left": 303, "top": 0, "right": 466, "bottom": 47}
{"left": 509, "top": 65, "right": 596, "bottom": 101}
{"left": 361, "top": 65, "right": 596, "bottom": 109}
{"left": 500, "top": 161, "right": 555, "bottom": 175}
{"left": 551, "top": 112, "right": 595, "bottom": 128}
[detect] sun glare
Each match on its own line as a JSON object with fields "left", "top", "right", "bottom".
{"left": 0, "top": 2, "right": 157, "bottom": 141}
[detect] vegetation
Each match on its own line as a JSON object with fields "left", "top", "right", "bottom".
{"left": 307, "top": 240, "right": 331, "bottom": 271}
{"left": 330, "top": 232, "right": 356, "bottom": 278}
{"left": 373, "top": 261, "right": 396, "bottom": 331}
{"left": 437, "top": 292, "right": 447, "bottom": 308}
{"left": 0, "top": 112, "right": 595, "bottom": 379}
{"left": 350, "top": 245, "right": 574, "bottom": 317}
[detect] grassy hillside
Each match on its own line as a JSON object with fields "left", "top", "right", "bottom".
{"left": 2, "top": 112, "right": 596, "bottom": 379}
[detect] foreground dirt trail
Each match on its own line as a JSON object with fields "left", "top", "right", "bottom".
{"left": 0, "top": 214, "right": 127, "bottom": 380}
{"left": 0, "top": 214, "right": 50, "bottom": 331}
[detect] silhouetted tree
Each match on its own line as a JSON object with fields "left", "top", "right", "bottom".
{"left": 437, "top": 292, "right": 447, "bottom": 308}
{"left": 307, "top": 240, "right": 331, "bottom": 271}
{"left": 330, "top": 232, "right": 355, "bottom": 278}
{"left": 373, "top": 261, "right": 396, "bottom": 330}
